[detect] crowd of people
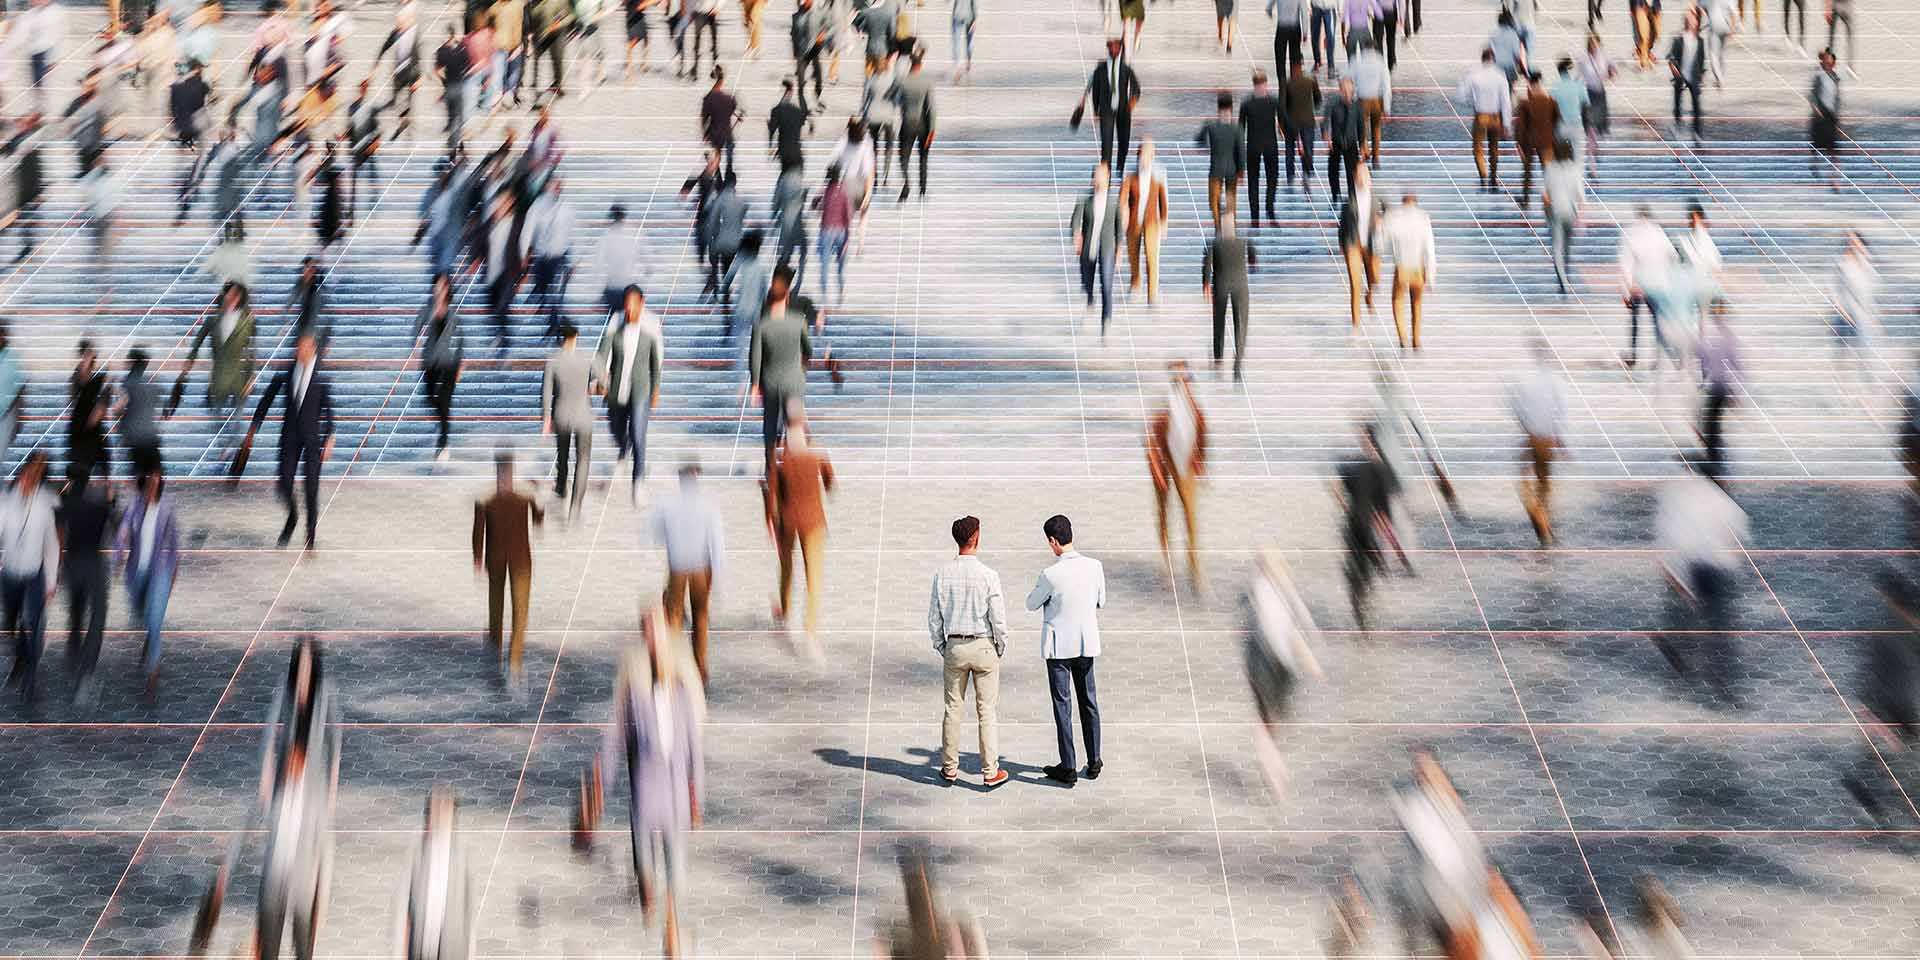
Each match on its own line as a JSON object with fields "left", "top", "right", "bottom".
{"left": 0, "top": 0, "right": 1900, "bottom": 956}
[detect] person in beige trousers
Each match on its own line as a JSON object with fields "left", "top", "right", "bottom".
{"left": 1119, "top": 137, "right": 1169, "bottom": 304}
{"left": 926, "top": 515, "right": 1010, "bottom": 787}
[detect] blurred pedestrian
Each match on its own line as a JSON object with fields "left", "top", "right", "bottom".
{"left": 1507, "top": 341, "right": 1568, "bottom": 544}
{"left": 543, "top": 324, "right": 599, "bottom": 519}
{"left": 646, "top": 463, "right": 724, "bottom": 685}
{"left": 474, "top": 454, "right": 545, "bottom": 678}
{"left": 1148, "top": 362, "right": 1207, "bottom": 591}
{"left": 116, "top": 467, "right": 177, "bottom": 698}
{"left": 768, "top": 406, "right": 834, "bottom": 651}
{"left": 0, "top": 453, "right": 57, "bottom": 703}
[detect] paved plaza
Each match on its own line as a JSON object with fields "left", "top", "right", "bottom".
{"left": 1, "top": 0, "right": 1920, "bottom": 956}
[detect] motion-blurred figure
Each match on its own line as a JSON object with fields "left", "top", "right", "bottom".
{"left": 1246, "top": 548, "right": 1323, "bottom": 798}
{"left": 192, "top": 639, "right": 342, "bottom": 960}
{"left": 115, "top": 467, "right": 178, "bottom": 698}
{"left": 1655, "top": 465, "right": 1748, "bottom": 622}
{"left": 474, "top": 454, "right": 545, "bottom": 680}
{"left": 1507, "top": 341, "right": 1567, "bottom": 544}
{"left": 876, "top": 840, "right": 988, "bottom": 960}
{"left": 1147, "top": 361, "right": 1207, "bottom": 593}
{"left": 594, "top": 607, "right": 706, "bottom": 956}
{"left": 1335, "top": 424, "right": 1397, "bottom": 629}
{"left": 1841, "top": 573, "right": 1920, "bottom": 821}
{"left": 398, "top": 784, "right": 472, "bottom": 960}
{"left": 1829, "top": 230, "right": 1879, "bottom": 405}
{"left": 647, "top": 463, "right": 725, "bottom": 685}
{"left": 0, "top": 453, "right": 58, "bottom": 703}
{"left": 1392, "top": 752, "right": 1486, "bottom": 957}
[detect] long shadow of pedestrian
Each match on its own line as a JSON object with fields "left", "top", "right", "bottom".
{"left": 814, "top": 747, "right": 1069, "bottom": 791}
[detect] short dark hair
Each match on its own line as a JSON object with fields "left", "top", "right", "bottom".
{"left": 1687, "top": 201, "right": 1706, "bottom": 220}
{"left": 1043, "top": 514, "right": 1073, "bottom": 545}
{"left": 951, "top": 516, "right": 980, "bottom": 548}
{"left": 1217, "top": 92, "right": 1234, "bottom": 110}
{"left": 128, "top": 347, "right": 149, "bottom": 375}
{"left": 771, "top": 264, "right": 797, "bottom": 289}
{"left": 609, "top": 203, "right": 627, "bottom": 221}
{"left": 76, "top": 338, "right": 95, "bottom": 356}
{"left": 1556, "top": 56, "right": 1574, "bottom": 74}
{"left": 558, "top": 323, "right": 580, "bottom": 341}
{"left": 1481, "top": 48, "right": 1496, "bottom": 62}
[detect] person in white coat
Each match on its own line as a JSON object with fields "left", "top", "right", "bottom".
{"left": 1025, "top": 514, "right": 1106, "bottom": 787}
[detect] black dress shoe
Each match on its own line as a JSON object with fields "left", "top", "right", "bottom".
{"left": 1085, "top": 760, "right": 1103, "bottom": 780}
{"left": 1042, "top": 764, "right": 1078, "bottom": 785}
{"left": 277, "top": 518, "right": 297, "bottom": 548}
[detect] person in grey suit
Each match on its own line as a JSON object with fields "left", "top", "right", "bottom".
{"left": 543, "top": 324, "right": 599, "bottom": 519}
{"left": 593, "top": 286, "right": 665, "bottom": 502}
{"left": 400, "top": 785, "right": 470, "bottom": 960}
{"left": 1071, "top": 163, "right": 1124, "bottom": 334}
{"left": 894, "top": 48, "right": 938, "bottom": 201}
{"left": 1201, "top": 211, "right": 1256, "bottom": 381}
{"left": 1026, "top": 514, "right": 1106, "bottom": 787}
{"left": 750, "top": 265, "right": 814, "bottom": 469}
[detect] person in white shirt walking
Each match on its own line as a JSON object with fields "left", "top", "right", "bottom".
{"left": 0, "top": 452, "right": 59, "bottom": 702}
{"left": 1830, "top": 230, "right": 1879, "bottom": 403}
{"left": 1382, "top": 193, "right": 1434, "bottom": 350}
{"left": 647, "top": 463, "right": 725, "bottom": 685}
{"left": 1455, "top": 48, "right": 1512, "bottom": 189}
{"left": 1541, "top": 137, "right": 1583, "bottom": 292}
{"left": 593, "top": 203, "right": 646, "bottom": 318}
{"left": 1507, "top": 341, "right": 1568, "bottom": 544}
{"left": 926, "top": 515, "right": 1010, "bottom": 787}
{"left": 20, "top": 0, "right": 66, "bottom": 111}
{"left": 1026, "top": 514, "right": 1105, "bottom": 787}
{"left": 1617, "top": 204, "right": 1675, "bottom": 369}
{"left": 523, "top": 177, "right": 577, "bottom": 337}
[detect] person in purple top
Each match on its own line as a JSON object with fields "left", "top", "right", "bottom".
{"left": 115, "top": 467, "right": 179, "bottom": 696}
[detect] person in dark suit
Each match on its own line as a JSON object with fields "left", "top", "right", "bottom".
{"left": 768, "top": 78, "right": 807, "bottom": 171}
{"left": 1070, "top": 163, "right": 1124, "bottom": 334}
{"left": 474, "top": 454, "right": 544, "bottom": 677}
{"left": 1075, "top": 38, "right": 1140, "bottom": 179}
{"left": 1240, "top": 70, "right": 1283, "bottom": 225}
{"left": 1202, "top": 212, "right": 1255, "bottom": 381}
{"left": 1667, "top": 9, "right": 1706, "bottom": 139}
{"left": 1325, "top": 78, "right": 1363, "bottom": 202}
{"left": 58, "top": 462, "right": 116, "bottom": 702}
{"left": 68, "top": 339, "right": 111, "bottom": 480}
{"left": 247, "top": 332, "right": 336, "bottom": 550}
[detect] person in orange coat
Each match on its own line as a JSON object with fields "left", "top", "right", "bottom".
{"left": 1146, "top": 361, "right": 1207, "bottom": 593}
{"left": 1118, "top": 137, "right": 1169, "bottom": 304}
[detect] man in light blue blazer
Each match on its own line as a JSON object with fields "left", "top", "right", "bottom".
{"left": 1026, "top": 514, "right": 1106, "bottom": 786}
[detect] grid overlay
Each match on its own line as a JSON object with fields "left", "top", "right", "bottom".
{"left": 2, "top": 0, "right": 1920, "bottom": 958}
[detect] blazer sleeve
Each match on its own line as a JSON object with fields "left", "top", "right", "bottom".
{"left": 1025, "top": 570, "right": 1053, "bottom": 611}
{"left": 1095, "top": 561, "right": 1107, "bottom": 609}
{"left": 319, "top": 379, "right": 336, "bottom": 439}
{"left": 747, "top": 320, "right": 764, "bottom": 387}
{"left": 540, "top": 360, "right": 556, "bottom": 423}
{"left": 472, "top": 501, "right": 486, "bottom": 564}
{"left": 249, "top": 371, "right": 285, "bottom": 432}
{"left": 647, "top": 335, "right": 662, "bottom": 401}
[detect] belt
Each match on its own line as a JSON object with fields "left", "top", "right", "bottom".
{"left": 946, "top": 634, "right": 985, "bottom": 640}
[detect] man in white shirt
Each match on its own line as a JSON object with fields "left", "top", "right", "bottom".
{"left": 593, "top": 203, "right": 645, "bottom": 317}
{"left": 1382, "top": 193, "right": 1435, "bottom": 350}
{"left": 1025, "top": 514, "right": 1105, "bottom": 786}
{"left": 521, "top": 178, "right": 576, "bottom": 336}
{"left": 0, "top": 452, "right": 58, "bottom": 701}
{"left": 21, "top": 0, "right": 66, "bottom": 109}
{"left": 1507, "top": 341, "right": 1568, "bottom": 544}
{"left": 927, "top": 515, "right": 1010, "bottom": 787}
{"left": 1616, "top": 204, "right": 1675, "bottom": 369}
{"left": 1541, "top": 137, "right": 1583, "bottom": 292}
{"left": 1455, "top": 48, "right": 1512, "bottom": 188}
{"left": 646, "top": 463, "right": 725, "bottom": 684}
